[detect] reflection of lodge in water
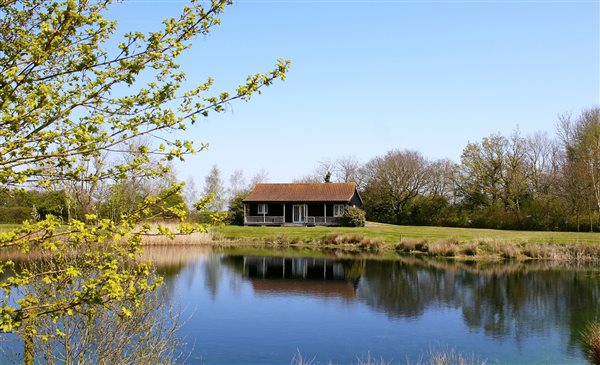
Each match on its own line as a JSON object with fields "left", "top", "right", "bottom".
{"left": 233, "top": 256, "right": 361, "bottom": 299}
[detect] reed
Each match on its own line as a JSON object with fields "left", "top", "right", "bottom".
{"left": 427, "top": 349, "right": 481, "bottom": 365}
{"left": 396, "top": 238, "right": 429, "bottom": 253}
{"left": 582, "top": 322, "right": 600, "bottom": 365}
{"left": 427, "top": 240, "right": 459, "bottom": 257}
{"left": 141, "top": 223, "right": 213, "bottom": 245}
{"left": 291, "top": 350, "right": 484, "bottom": 365}
{"left": 487, "top": 240, "right": 519, "bottom": 259}
{"left": 358, "top": 237, "right": 384, "bottom": 252}
{"left": 460, "top": 242, "right": 478, "bottom": 256}
{"left": 291, "top": 350, "right": 316, "bottom": 365}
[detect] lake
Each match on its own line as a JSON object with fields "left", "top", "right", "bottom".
{"left": 145, "top": 246, "right": 599, "bottom": 364}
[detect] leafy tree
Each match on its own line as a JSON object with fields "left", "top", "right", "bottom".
{"left": 0, "top": 0, "right": 289, "bottom": 362}
{"left": 228, "top": 189, "right": 250, "bottom": 225}
{"left": 456, "top": 134, "right": 507, "bottom": 208}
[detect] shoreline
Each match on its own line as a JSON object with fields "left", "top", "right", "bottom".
{"left": 141, "top": 228, "right": 600, "bottom": 263}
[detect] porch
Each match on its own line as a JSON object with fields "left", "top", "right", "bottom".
{"left": 244, "top": 215, "right": 341, "bottom": 226}
{"left": 243, "top": 202, "right": 344, "bottom": 226}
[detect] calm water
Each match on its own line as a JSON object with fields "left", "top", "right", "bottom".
{"left": 2, "top": 247, "right": 599, "bottom": 364}
{"left": 146, "top": 246, "right": 600, "bottom": 365}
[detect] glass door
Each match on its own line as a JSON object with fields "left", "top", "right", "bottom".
{"left": 292, "top": 205, "right": 305, "bottom": 223}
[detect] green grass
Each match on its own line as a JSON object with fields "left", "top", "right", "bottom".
{"left": 212, "top": 222, "right": 600, "bottom": 246}
{"left": 0, "top": 223, "right": 23, "bottom": 232}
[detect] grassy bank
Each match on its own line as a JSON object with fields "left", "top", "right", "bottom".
{"left": 212, "top": 222, "right": 600, "bottom": 245}
{"left": 210, "top": 222, "right": 600, "bottom": 261}
{"left": 3, "top": 222, "right": 599, "bottom": 261}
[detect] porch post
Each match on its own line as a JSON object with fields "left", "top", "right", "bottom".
{"left": 283, "top": 203, "right": 285, "bottom": 224}
{"left": 263, "top": 204, "right": 266, "bottom": 223}
{"left": 243, "top": 204, "right": 247, "bottom": 225}
{"left": 324, "top": 204, "right": 327, "bottom": 224}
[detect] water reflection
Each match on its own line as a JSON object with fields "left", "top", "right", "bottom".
{"left": 357, "top": 257, "right": 600, "bottom": 354}
{"left": 4, "top": 246, "right": 599, "bottom": 364}
{"left": 222, "top": 256, "right": 362, "bottom": 299}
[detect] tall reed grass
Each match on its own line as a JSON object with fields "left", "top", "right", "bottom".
{"left": 393, "top": 236, "right": 600, "bottom": 263}
{"left": 141, "top": 223, "right": 213, "bottom": 245}
{"left": 291, "top": 349, "right": 484, "bottom": 365}
{"left": 583, "top": 322, "right": 600, "bottom": 365}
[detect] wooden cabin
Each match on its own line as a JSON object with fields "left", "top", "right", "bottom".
{"left": 242, "top": 182, "right": 363, "bottom": 226}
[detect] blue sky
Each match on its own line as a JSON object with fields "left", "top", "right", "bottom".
{"left": 109, "top": 0, "right": 599, "bottom": 187}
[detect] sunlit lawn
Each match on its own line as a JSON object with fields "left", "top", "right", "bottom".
{"left": 213, "top": 222, "right": 600, "bottom": 245}
{"left": 0, "top": 224, "right": 22, "bottom": 232}
{"left": 1, "top": 222, "right": 598, "bottom": 246}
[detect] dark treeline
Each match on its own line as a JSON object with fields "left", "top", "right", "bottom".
{"left": 299, "top": 108, "right": 600, "bottom": 232}
{"left": 0, "top": 189, "right": 69, "bottom": 223}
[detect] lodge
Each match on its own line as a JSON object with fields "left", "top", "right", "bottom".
{"left": 242, "top": 182, "right": 363, "bottom": 226}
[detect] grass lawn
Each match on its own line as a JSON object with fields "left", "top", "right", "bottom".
{"left": 212, "top": 222, "right": 600, "bottom": 246}
{"left": 0, "top": 224, "right": 23, "bottom": 232}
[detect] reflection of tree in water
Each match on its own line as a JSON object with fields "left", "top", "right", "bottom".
{"left": 357, "top": 260, "right": 463, "bottom": 318}
{"left": 204, "top": 254, "right": 223, "bottom": 300}
{"left": 356, "top": 258, "right": 600, "bottom": 355}
{"left": 143, "top": 246, "right": 209, "bottom": 300}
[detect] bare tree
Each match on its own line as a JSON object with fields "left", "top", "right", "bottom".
{"left": 426, "top": 158, "right": 458, "bottom": 201}
{"left": 229, "top": 169, "right": 247, "bottom": 196}
{"left": 362, "top": 150, "right": 430, "bottom": 224}
{"left": 334, "top": 156, "right": 363, "bottom": 185}
{"left": 293, "top": 173, "right": 322, "bottom": 183}
{"left": 526, "top": 131, "right": 557, "bottom": 194}
{"left": 558, "top": 108, "right": 600, "bottom": 231}
{"left": 203, "top": 165, "right": 226, "bottom": 212}
{"left": 249, "top": 168, "right": 269, "bottom": 189}
{"left": 184, "top": 176, "right": 199, "bottom": 208}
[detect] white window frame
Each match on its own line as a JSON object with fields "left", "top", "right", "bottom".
{"left": 257, "top": 204, "right": 268, "bottom": 214}
{"left": 333, "top": 204, "right": 345, "bottom": 217}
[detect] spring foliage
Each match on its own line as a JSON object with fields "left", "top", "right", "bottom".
{"left": 0, "top": 0, "right": 289, "bottom": 354}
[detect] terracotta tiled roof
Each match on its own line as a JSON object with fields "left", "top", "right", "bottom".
{"left": 243, "top": 183, "right": 357, "bottom": 203}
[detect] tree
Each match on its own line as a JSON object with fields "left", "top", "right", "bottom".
{"left": 334, "top": 156, "right": 363, "bottom": 185}
{"left": 184, "top": 176, "right": 199, "bottom": 210}
{"left": 456, "top": 134, "right": 507, "bottom": 208}
{"left": 249, "top": 168, "right": 269, "bottom": 188}
{"left": 203, "top": 165, "right": 226, "bottom": 212}
{"left": 229, "top": 169, "right": 246, "bottom": 196}
{"left": 426, "top": 159, "right": 457, "bottom": 201}
{"left": 362, "top": 150, "right": 430, "bottom": 224}
{"left": 0, "top": 0, "right": 289, "bottom": 362}
{"left": 559, "top": 108, "right": 600, "bottom": 231}
{"left": 228, "top": 189, "right": 250, "bottom": 225}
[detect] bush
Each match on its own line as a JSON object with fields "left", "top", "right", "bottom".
{"left": 0, "top": 207, "right": 34, "bottom": 223}
{"left": 341, "top": 206, "right": 366, "bottom": 227}
{"left": 227, "top": 190, "right": 250, "bottom": 225}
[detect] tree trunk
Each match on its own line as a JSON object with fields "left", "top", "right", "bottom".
{"left": 23, "top": 331, "right": 33, "bottom": 365}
